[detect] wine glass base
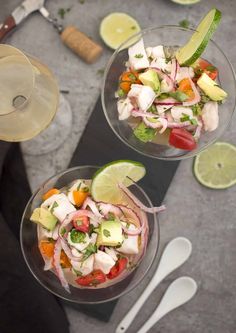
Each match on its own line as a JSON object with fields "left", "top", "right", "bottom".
{"left": 21, "top": 94, "right": 72, "bottom": 155}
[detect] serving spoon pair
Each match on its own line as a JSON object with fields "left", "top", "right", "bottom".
{"left": 116, "top": 237, "right": 197, "bottom": 333}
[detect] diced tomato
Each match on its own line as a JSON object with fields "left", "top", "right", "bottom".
{"left": 119, "top": 70, "right": 141, "bottom": 93}
{"left": 107, "top": 257, "right": 128, "bottom": 279}
{"left": 72, "top": 215, "right": 90, "bottom": 233}
{"left": 75, "top": 270, "right": 106, "bottom": 286}
{"left": 169, "top": 128, "right": 197, "bottom": 151}
{"left": 193, "top": 59, "right": 218, "bottom": 80}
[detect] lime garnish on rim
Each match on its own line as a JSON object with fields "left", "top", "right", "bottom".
{"left": 91, "top": 160, "right": 146, "bottom": 203}
{"left": 99, "top": 12, "right": 141, "bottom": 50}
{"left": 193, "top": 142, "right": 236, "bottom": 189}
{"left": 171, "top": 0, "right": 201, "bottom": 4}
{"left": 176, "top": 8, "right": 221, "bottom": 66}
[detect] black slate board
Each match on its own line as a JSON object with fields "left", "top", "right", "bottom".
{"left": 66, "top": 97, "right": 180, "bottom": 321}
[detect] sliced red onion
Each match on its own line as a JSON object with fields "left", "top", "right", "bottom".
{"left": 117, "top": 204, "right": 141, "bottom": 228}
{"left": 60, "top": 237, "right": 81, "bottom": 262}
{"left": 131, "top": 110, "right": 159, "bottom": 119}
{"left": 121, "top": 224, "right": 142, "bottom": 236}
{"left": 183, "top": 70, "right": 201, "bottom": 107}
{"left": 143, "top": 117, "right": 162, "bottom": 129}
{"left": 167, "top": 121, "right": 191, "bottom": 128}
{"left": 194, "top": 120, "right": 203, "bottom": 140}
{"left": 158, "top": 117, "right": 168, "bottom": 134}
{"left": 82, "top": 197, "right": 103, "bottom": 218}
{"left": 53, "top": 239, "right": 70, "bottom": 293}
{"left": 170, "top": 58, "right": 179, "bottom": 81}
{"left": 154, "top": 97, "right": 182, "bottom": 106}
{"left": 118, "top": 183, "right": 166, "bottom": 214}
{"left": 97, "top": 202, "right": 123, "bottom": 217}
{"left": 44, "top": 258, "right": 53, "bottom": 271}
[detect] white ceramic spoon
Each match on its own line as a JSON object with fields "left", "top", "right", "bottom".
{"left": 137, "top": 277, "right": 197, "bottom": 333}
{"left": 116, "top": 237, "right": 192, "bottom": 333}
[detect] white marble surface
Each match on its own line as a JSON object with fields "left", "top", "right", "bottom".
{"left": 2, "top": 0, "right": 236, "bottom": 332}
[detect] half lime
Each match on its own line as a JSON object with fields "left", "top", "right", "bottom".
{"left": 193, "top": 142, "right": 236, "bottom": 189}
{"left": 91, "top": 160, "right": 146, "bottom": 203}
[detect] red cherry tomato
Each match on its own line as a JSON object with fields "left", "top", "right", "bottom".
{"left": 169, "top": 128, "right": 197, "bottom": 151}
{"left": 75, "top": 270, "right": 106, "bottom": 286}
{"left": 194, "top": 58, "right": 218, "bottom": 80}
{"left": 107, "top": 257, "right": 128, "bottom": 279}
{"left": 72, "top": 215, "right": 89, "bottom": 233}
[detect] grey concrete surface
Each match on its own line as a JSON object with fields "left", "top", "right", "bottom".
{"left": 1, "top": 0, "right": 236, "bottom": 332}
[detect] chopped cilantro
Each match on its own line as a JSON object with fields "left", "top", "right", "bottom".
{"left": 169, "top": 91, "right": 189, "bottom": 102}
{"left": 50, "top": 201, "right": 58, "bottom": 213}
{"left": 128, "top": 73, "right": 136, "bottom": 81}
{"left": 117, "top": 89, "right": 126, "bottom": 98}
{"left": 133, "top": 122, "right": 156, "bottom": 143}
{"left": 58, "top": 7, "right": 71, "bottom": 19}
{"left": 124, "top": 234, "right": 128, "bottom": 239}
{"left": 190, "top": 118, "right": 198, "bottom": 125}
{"left": 206, "top": 65, "right": 216, "bottom": 73}
{"left": 60, "top": 227, "right": 66, "bottom": 237}
{"left": 73, "top": 268, "right": 83, "bottom": 276}
{"left": 70, "top": 229, "right": 86, "bottom": 243}
{"left": 159, "top": 93, "right": 170, "bottom": 100}
{"left": 108, "top": 212, "right": 115, "bottom": 220}
{"left": 194, "top": 68, "right": 204, "bottom": 76}
{"left": 134, "top": 54, "right": 143, "bottom": 58}
{"left": 192, "top": 104, "right": 202, "bottom": 116}
{"left": 76, "top": 182, "right": 82, "bottom": 191}
{"left": 200, "top": 93, "right": 210, "bottom": 104}
{"left": 103, "top": 229, "right": 111, "bottom": 237}
{"left": 148, "top": 104, "right": 157, "bottom": 113}
{"left": 180, "top": 113, "right": 198, "bottom": 125}
{"left": 82, "top": 186, "right": 89, "bottom": 193}
{"left": 179, "top": 19, "right": 190, "bottom": 29}
{"left": 88, "top": 224, "right": 95, "bottom": 236}
{"left": 97, "top": 68, "right": 105, "bottom": 76}
{"left": 82, "top": 244, "right": 97, "bottom": 261}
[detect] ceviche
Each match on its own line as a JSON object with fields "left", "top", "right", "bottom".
{"left": 116, "top": 9, "right": 227, "bottom": 150}
{"left": 30, "top": 161, "right": 164, "bottom": 292}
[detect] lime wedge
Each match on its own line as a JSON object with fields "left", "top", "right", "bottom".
{"left": 171, "top": 0, "right": 201, "bottom": 4}
{"left": 193, "top": 142, "right": 236, "bottom": 189}
{"left": 99, "top": 12, "right": 141, "bottom": 50}
{"left": 91, "top": 160, "right": 146, "bottom": 203}
{"left": 176, "top": 8, "right": 221, "bottom": 65}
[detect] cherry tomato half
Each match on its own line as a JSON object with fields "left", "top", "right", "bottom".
{"left": 107, "top": 257, "right": 128, "bottom": 279}
{"left": 194, "top": 59, "right": 218, "bottom": 81}
{"left": 75, "top": 270, "right": 106, "bottom": 286}
{"left": 72, "top": 215, "right": 90, "bottom": 233}
{"left": 169, "top": 128, "right": 197, "bottom": 151}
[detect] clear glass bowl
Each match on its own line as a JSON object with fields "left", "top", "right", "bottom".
{"left": 20, "top": 166, "right": 159, "bottom": 304}
{"left": 102, "top": 26, "right": 236, "bottom": 160}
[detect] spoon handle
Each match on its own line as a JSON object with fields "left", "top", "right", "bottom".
{"left": 137, "top": 277, "right": 197, "bottom": 333}
{"left": 116, "top": 274, "right": 163, "bottom": 333}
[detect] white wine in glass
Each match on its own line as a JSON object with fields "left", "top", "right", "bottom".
{"left": 0, "top": 44, "right": 59, "bottom": 142}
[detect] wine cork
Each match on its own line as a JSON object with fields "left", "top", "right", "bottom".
{"left": 61, "top": 26, "right": 103, "bottom": 64}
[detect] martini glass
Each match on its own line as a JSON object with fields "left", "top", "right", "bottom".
{"left": 102, "top": 26, "right": 236, "bottom": 160}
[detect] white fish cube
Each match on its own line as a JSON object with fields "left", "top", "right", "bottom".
{"left": 150, "top": 58, "right": 171, "bottom": 73}
{"left": 71, "top": 255, "right": 94, "bottom": 276}
{"left": 171, "top": 106, "right": 193, "bottom": 122}
{"left": 128, "top": 39, "right": 149, "bottom": 70}
{"left": 128, "top": 84, "right": 156, "bottom": 111}
{"left": 202, "top": 101, "right": 219, "bottom": 131}
{"left": 117, "top": 225, "right": 139, "bottom": 255}
{"left": 94, "top": 250, "right": 116, "bottom": 274}
{"left": 117, "top": 98, "right": 133, "bottom": 120}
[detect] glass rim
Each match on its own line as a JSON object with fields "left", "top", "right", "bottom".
{"left": 101, "top": 25, "right": 236, "bottom": 161}
{"left": 20, "top": 165, "right": 160, "bottom": 304}
{"left": 0, "top": 44, "right": 36, "bottom": 117}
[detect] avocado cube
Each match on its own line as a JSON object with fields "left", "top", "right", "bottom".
{"left": 97, "top": 220, "right": 123, "bottom": 247}
{"left": 139, "top": 69, "right": 160, "bottom": 94}
{"left": 30, "top": 207, "right": 57, "bottom": 231}
{"left": 197, "top": 73, "right": 227, "bottom": 101}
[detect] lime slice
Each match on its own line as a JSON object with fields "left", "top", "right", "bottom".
{"left": 193, "top": 142, "right": 236, "bottom": 189}
{"left": 99, "top": 12, "right": 141, "bottom": 50}
{"left": 91, "top": 160, "right": 146, "bottom": 203}
{"left": 171, "top": 0, "right": 201, "bottom": 4}
{"left": 176, "top": 8, "right": 221, "bottom": 65}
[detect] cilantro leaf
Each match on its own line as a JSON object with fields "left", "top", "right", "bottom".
{"left": 82, "top": 244, "right": 97, "bottom": 261}
{"left": 179, "top": 19, "right": 190, "bottom": 29}
{"left": 103, "top": 229, "right": 111, "bottom": 237}
{"left": 169, "top": 91, "right": 189, "bottom": 102}
{"left": 134, "top": 54, "right": 143, "bottom": 59}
